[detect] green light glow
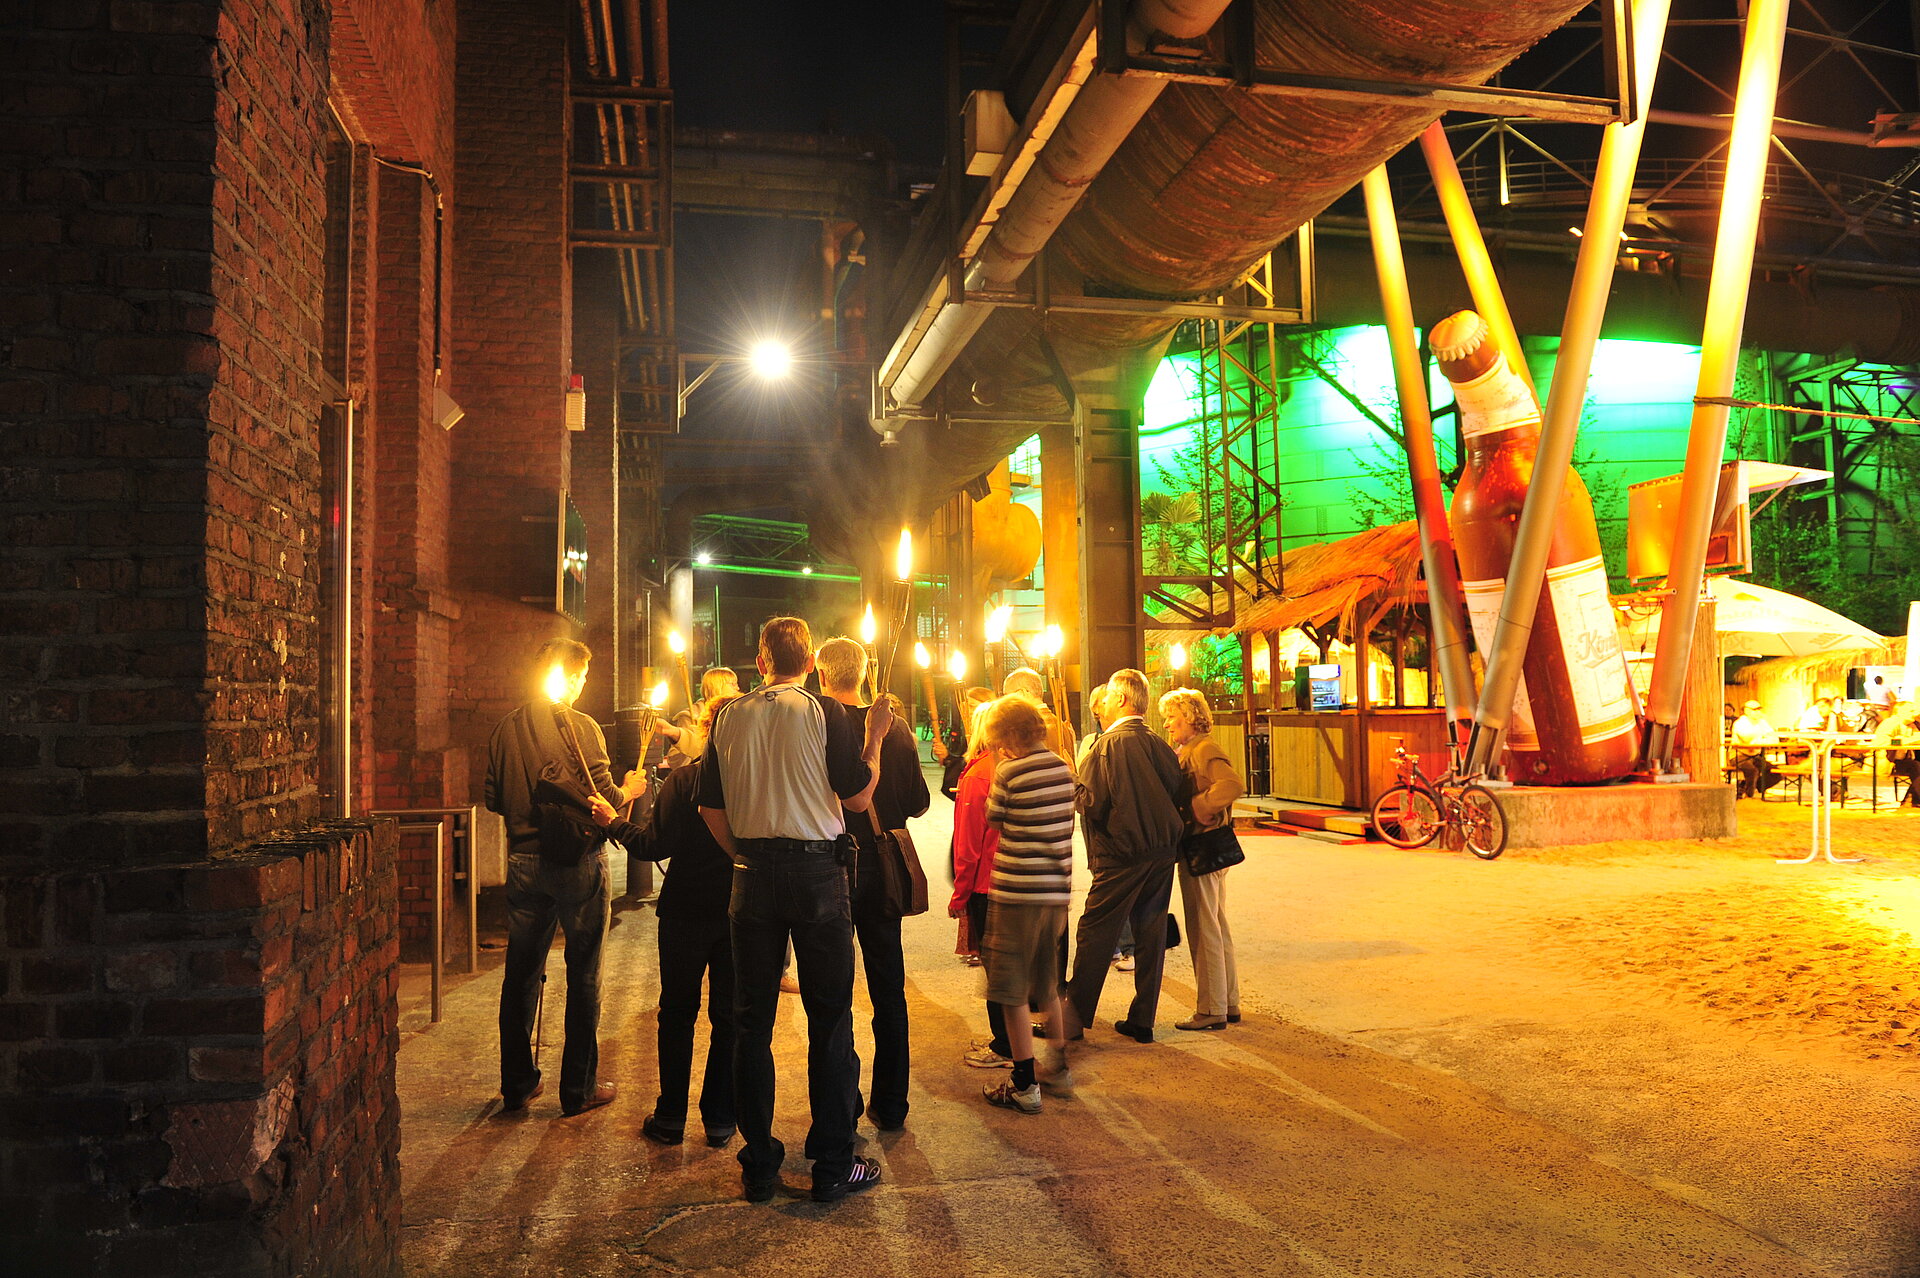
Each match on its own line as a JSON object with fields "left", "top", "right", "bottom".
{"left": 1586, "top": 338, "right": 1703, "bottom": 404}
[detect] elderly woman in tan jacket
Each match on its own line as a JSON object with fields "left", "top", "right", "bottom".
{"left": 1159, "top": 688, "right": 1246, "bottom": 1031}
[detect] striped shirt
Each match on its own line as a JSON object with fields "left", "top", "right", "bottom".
{"left": 984, "top": 748, "right": 1075, "bottom": 904}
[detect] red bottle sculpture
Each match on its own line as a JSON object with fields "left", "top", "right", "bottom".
{"left": 1434, "top": 311, "right": 1640, "bottom": 785}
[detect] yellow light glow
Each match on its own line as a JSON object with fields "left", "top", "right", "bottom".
{"left": 894, "top": 527, "right": 913, "bottom": 581}
{"left": 748, "top": 339, "right": 792, "bottom": 380}
{"left": 1169, "top": 642, "right": 1189, "bottom": 672}
{"left": 649, "top": 680, "right": 670, "bottom": 708}
{"left": 985, "top": 605, "right": 1011, "bottom": 644}
{"left": 1252, "top": 645, "right": 1271, "bottom": 684}
{"left": 667, "top": 629, "right": 686, "bottom": 655}
{"left": 858, "top": 604, "right": 877, "bottom": 646}
{"left": 948, "top": 650, "right": 968, "bottom": 681}
{"left": 1041, "top": 624, "right": 1064, "bottom": 660}
{"left": 914, "top": 642, "right": 931, "bottom": 669}
{"left": 543, "top": 664, "right": 570, "bottom": 703}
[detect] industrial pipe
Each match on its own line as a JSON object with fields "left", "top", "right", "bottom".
{"left": 884, "top": 0, "right": 1236, "bottom": 409}
{"left": 1642, "top": 0, "right": 1792, "bottom": 770}
{"left": 1462, "top": 0, "right": 1671, "bottom": 776}
{"left": 1361, "top": 165, "right": 1477, "bottom": 748}
{"left": 1419, "top": 122, "right": 1535, "bottom": 402}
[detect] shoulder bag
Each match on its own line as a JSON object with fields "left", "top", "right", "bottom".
{"left": 866, "top": 806, "right": 929, "bottom": 918}
{"left": 532, "top": 766, "right": 605, "bottom": 867}
{"left": 1179, "top": 821, "right": 1245, "bottom": 877}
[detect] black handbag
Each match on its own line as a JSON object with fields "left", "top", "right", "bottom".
{"left": 1180, "top": 822, "right": 1245, "bottom": 877}
{"left": 532, "top": 769, "right": 604, "bottom": 867}
{"left": 866, "top": 807, "right": 928, "bottom": 918}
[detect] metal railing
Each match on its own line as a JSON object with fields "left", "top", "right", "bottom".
{"left": 369, "top": 805, "right": 481, "bottom": 1024}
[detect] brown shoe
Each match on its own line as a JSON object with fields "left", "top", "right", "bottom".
{"left": 562, "top": 1082, "right": 617, "bottom": 1116}
{"left": 499, "top": 1081, "right": 544, "bottom": 1113}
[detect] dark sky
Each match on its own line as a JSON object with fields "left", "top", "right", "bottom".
{"left": 671, "top": 0, "right": 948, "bottom": 168}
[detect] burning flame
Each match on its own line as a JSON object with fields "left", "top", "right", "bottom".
{"left": 667, "top": 629, "right": 686, "bottom": 655}
{"left": 649, "top": 680, "right": 670, "bottom": 708}
{"left": 948, "top": 650, "right": 968, "bottom": 681}
{"left": 1169, "top": 642, "right": 1189, "bottom": 672}
{"left": 858, "top": 603, "right": 877, "bottom": 646}
{"left": 543, "top": 664, "right": 571, "bottom": 704}
{"left": 914, "top": 642, "right": 931, "bottom": 669}
{"left": 894, "top": 527, "right": 913, "bottom": 581}
{"left": 1040, "top": 624, "right": 1064, "bottom": 660}
{"left": 985, "top": 604, "right": 1011, "bottom": 644}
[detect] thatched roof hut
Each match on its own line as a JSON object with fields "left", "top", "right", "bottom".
{"left": 1731, "top": 636, "right": 1904, "bottom": 722}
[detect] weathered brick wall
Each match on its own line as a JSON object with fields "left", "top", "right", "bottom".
{"left": 449, "top": 0, "right": 579, "bottom": 782}
{"left": 0, "top": 821, "right": 401, "bottom": 1277}
{"left": 570, "top": 265, "right": 622, "bottom": 724}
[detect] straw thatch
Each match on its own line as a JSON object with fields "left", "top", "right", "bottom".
{"left": 1733, "top": 635, "right": 1905, "bottom": 690}
{"left": 1147, "top": 521, "right": 1425, "bottom": 643}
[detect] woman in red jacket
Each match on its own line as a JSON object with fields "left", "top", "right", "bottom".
{"left": 949, "top": 705, "right": 1008, "bottom": 1069}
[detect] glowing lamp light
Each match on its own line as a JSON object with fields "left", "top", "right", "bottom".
{"left": 858, "top": 604, "right": 877, "bottom": 646}
{"left": 748, "top": 339, "right": 793, "bottom": 380}
{"left": 667, "top": 629, "right": 686, "bottom": 655}
{"left": 1169, "top": 642, "right": 1189, "bottom": 673}
{"left": 543, "top": 664, "right": 571, "bottom": 704}
{"left": 695, "top": 552, "right": 712, "bottom": 566}
{"left": 1040, "top": 624, "right": 1064, "bottom": 660}
{"left": 914, "top": 642, "right": 931, "bottom": 669}
{"left": 985, "top": 605, "right": 1011, "bottom": 644}
{"left": 648, "top": 680, "right": 670, "bottom": 708}
{"left": 948, "top": 650, "right": 968, "bottom": 681}
{"left": 893, "top": 528, "right": 913, "bottom": 581}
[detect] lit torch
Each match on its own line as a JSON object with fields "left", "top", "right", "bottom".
{"left": 667, "top": 628, "right": 693, "bottom": 709}
{"left": 947, "top": 648, "right": 968, "bottom": 733}
{"left": 875, "top": 528, "right": 913, "bottom": 695}
{"left": 858, "top": 602, "right": 877, "bottom": 700}
{"left": 1169, "top": 641, "right": 1189, "bottom": 689}
{"left": 915, "top": 642, "right": 939, "bottom": 745}
{"left": 544, "top": 662, "right": 596, "bottom": 787}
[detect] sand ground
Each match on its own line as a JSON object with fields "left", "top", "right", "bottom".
{"left": 396, "top": 777, "right": 1920, "bottom": 1277}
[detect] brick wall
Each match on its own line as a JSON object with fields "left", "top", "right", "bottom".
{"left": 0, "top": 820, "right": 401, "bottom": 1277}
{"left": 570, "top": 264, "right": 621, "bottom": 724}
{"left": 449, "top": 0, "right": 580, "bottom": 782}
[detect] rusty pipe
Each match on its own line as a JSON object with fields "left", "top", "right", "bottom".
{"left": 1463, "top": 0, "right": 1670, "bottom": 774}
{"left": 1361, "top": 165, "right": 1477, "bottom": 745}
{"left": 1643, "top": 0, "right": 1792, "bottom": 770}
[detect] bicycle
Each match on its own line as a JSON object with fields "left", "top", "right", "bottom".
{"left": 1369, "top": 741, "right": 1509, "bottom": 860}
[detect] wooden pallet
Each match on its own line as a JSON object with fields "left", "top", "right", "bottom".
{"left": 1233, "top": 797, "right": 1370, "bottom": 845}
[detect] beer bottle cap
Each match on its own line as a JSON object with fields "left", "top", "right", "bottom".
{"left": 1430, "top": 311, "right": 1490, "bottom": 363}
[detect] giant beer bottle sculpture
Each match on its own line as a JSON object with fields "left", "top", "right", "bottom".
{"left": 1434, "top": 311, "right": 1640, "bottom": 784}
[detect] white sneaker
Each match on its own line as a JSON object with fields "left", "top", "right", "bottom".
{"left": 984, "top": 1080, "right": 1042, "bottom": 1114}
{"left": 1114, "top": 954, "right": 1136, "bottom": 972}
{"left": 1037, "top": 1060, "right": 1076, "bottom": 1097}
{"left": 964, "top": 1044, "right": 1013, "bottom": 1069}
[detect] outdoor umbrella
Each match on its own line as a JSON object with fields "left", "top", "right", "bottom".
{"left": 1619, "top": 576, "right": 1885, "bottom": 658}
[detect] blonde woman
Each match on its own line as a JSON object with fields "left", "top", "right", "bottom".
{"left": 1159, "top": 688, "right": 1245, "bottom": 1032}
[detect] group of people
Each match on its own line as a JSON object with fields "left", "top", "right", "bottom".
{"left": 483, "top": 616, "right": 1247, "bottom": 1205}
{"left": 1727, "top": 683, "right": 1920, "bottom": 806}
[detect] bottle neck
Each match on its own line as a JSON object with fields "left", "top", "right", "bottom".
{"left": 1452, "top": 359, "right": 1540, "bottom": 450}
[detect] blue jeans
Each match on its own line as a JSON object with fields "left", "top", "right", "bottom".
{"left": 730, "top": 842, "right": 860, "bottom": 1186}
{"left": 499, "top": 850, "right": 609, "bottom": 1110}
{"left": 655, "top": 914, "right": 735, "bottom": 1130}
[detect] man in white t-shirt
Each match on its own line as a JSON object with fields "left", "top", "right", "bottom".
{"left": 1728, "top": 701, "right": 1779, "bottom": 799}
{"left": 1796, "top": 696, "right": 1838, "bottom": 734}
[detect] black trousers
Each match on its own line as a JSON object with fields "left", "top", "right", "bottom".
{"left": 730, "top": 845, "right": 859, "bottom": 1187}
{"left": 1066, "top": 856, "right": 1177, "bottom": 1032}
{"left": 853, "top": 910, "right": 910, "bottom": 1127}
{"left": 654, "top": 913, "right": 734, "bottom": 1129}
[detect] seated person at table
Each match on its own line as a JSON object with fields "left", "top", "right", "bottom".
{"left": 1796, "top": 696, "right": 1839, "bottom": 734}
{"left": 1870, "top": 700, "right": 1920, "bottom": 809}
{"left": 1729, "top": 701, "right": 1780, "bottom": 799}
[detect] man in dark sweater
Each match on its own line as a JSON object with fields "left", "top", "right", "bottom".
{"left": 816, "top": 637, "right": 929, "bottom": 1132}
{"left": 1066, "top": 667, "right": 1187, "bottom": 1043}
{"left": 484, "top": 638, "right": 633, "bottom": 1116}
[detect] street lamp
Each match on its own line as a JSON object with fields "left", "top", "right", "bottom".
{"left": 748, "top": 339, "right": 793, "bottom": 380}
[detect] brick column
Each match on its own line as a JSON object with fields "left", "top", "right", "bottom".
{"left": 449, "top": 0, "right": 580, "bottom": 772}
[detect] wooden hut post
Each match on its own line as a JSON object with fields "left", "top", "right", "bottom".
{"left": 1392, "top": 611, "right": 1407, "bottom": 708}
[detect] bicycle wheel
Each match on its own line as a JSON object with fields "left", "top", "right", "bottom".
{"left": 1456, "top": 784, "right": 1509, "bottom": 860}
{"left": 1370, "top": 784, "right": 1442, "bottom": 849}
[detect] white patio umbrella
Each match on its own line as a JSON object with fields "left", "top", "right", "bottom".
{"left": 1619, "top": 576, "right": 1885, "bottom": 658}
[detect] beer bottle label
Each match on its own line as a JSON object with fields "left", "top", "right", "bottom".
{"left": 1460, "top": 575, "right": 1540, "bottom": 749}
{"left": 1452, "top": 363, "right": 1538, "bottom": 439}
{"left": 1544, "top": 555, "right": 1639, "bottom": 744}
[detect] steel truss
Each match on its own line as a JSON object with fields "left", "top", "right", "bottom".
{"left": 1776, "top": 358, "right": 1920, "bottom": 577}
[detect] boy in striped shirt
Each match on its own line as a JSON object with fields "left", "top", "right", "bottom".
{"left": 975, "top": 695, "right": 1076, "bottom": 1114}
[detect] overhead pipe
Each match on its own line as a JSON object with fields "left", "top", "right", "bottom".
{"left": 1463, "top": 0, "right": 1672, "bottom": 777}
{"left": 884, "top": 0, "right": 1236, "bottom": 409}
{"left": 1418, "top": 122, "right": 1536, "bottom": 402}
{"left": 1361, "top": 165, "right": 1478, "bottom": 750}
{"left": 1642, "top": 0, "right": 1793, "bottom": 771}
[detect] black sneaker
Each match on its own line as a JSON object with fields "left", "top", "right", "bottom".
{"left": 641, "top": 1113, "right": 684, "bottom": 1145}
{"left": 704, "top": 1123, "right": 737, "bottom": 1147}
{"left": 811, "top": 1155, "right": 883, "bottom": 1203}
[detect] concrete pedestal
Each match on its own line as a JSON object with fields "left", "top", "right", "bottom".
{"left": 1497, "top": 780, "right": 1736, "bottom": 848}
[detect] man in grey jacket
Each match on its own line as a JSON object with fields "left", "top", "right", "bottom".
{"left": 1066, "top": 667, "right": 1187, "bottom": 1043}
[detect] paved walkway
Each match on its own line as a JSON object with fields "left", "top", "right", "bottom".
{"left": 397, "top": 781, "right": 1917, "bottom": 1277}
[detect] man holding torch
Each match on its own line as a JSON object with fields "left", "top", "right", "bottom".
{"left": 485, "top": 638, "right": 635, "bottom": 1117}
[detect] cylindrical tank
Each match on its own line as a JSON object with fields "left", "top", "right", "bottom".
{"left": 1434, "top": 310, "right": 1640, "bottom": 785}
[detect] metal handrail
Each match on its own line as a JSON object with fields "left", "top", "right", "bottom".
{"left": 368, "top": 805, "right": 481, "bottom": 1023}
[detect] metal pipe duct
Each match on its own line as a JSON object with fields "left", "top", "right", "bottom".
{"left": 886, "top": 0, "right": 1236, "bottom": 409}
{"left": 890, "top": 0, "right": 1592, "bottom": 515}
